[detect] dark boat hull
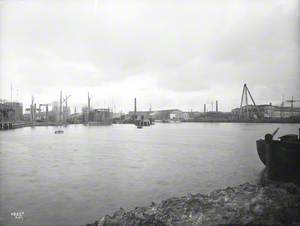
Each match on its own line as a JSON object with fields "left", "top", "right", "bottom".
{"left": 256, "top": 139, "right": 300, "bottom": 180}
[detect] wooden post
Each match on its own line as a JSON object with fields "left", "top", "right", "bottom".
{"left": 265, "top": 133, "right": 274, "bottom": 180}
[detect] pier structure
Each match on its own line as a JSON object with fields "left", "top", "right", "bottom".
{"left": 0, "top": 121, "right": 13, "bottom": 130}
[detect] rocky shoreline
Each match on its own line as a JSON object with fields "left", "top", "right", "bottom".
{"left": 86, "top": 182, "right": 300, "bottom": 226}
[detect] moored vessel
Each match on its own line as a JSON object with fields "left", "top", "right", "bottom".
{"left": 256, "top": 128, "right": 300, "bottom": 181}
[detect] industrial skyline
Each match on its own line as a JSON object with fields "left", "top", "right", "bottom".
{"left": 3, "top": 84, "right": 300, "bottom": 116}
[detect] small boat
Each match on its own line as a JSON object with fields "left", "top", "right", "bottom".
{"left": 55, "top": 130, "right": 64, "bottom": 134}
{"left": 135, "top": 120, "right": 143, "bottom": 129}
{"left": 256, "top": 128, "right": 300, "bottom": 180}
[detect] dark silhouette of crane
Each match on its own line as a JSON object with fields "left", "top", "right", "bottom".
{"left": 239, "top": 84, "right": 262, "bottom": 120}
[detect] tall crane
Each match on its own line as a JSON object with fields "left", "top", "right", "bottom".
{"left": 239, "top": 84, "right": 261, "bottom": 120}
{"left": 63, "top": 95, "right": 71, "bottom": 123}
{"left": 286, "top": 96, "right": 300, "bottom": 117}
{"left": 30, "top": 96, "right": 36, "bottom": 122}
{"left": 39, "top": 103, "right": 50, "bottom": 121}
{"left": 88, "top": 92, "right": 92, "bottom": 122}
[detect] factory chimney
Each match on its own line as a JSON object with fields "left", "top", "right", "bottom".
{"left": 216, "top": 100, "right": 218, "bottom": 112}
{"left": 204, "top": 104, "right": 206, "bottom": 113}
{"left": 134, "top": 98, "right": 137, "bottom": 119}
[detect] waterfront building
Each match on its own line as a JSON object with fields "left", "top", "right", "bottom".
{"left": 265, "top": 106, "right": 300, "bottom": 119}
{"left": 82, "top": 106, "right": 89, "bottom": 123}
{"left": 151, "top": 109, "right": 183, "bottom": 121}
{"left": 0, "top": 100, "right": 23, "bottom": 122}
{"left": 88, "top": 108, "right": 113, "bottom": 125}
{"left": 232, "top": 104, "right": 300, "bottom": 120}
{"left": 192, "top": 111, "right": 234, "bottom": 121}
{"left": 68, "top": 113, "right": 82, "bottom": 124}
{"left": 51, "top": 101, "right": 60, "bottom": 122}
{"left": 128, "top": 111, "right": 153, "bottom": 121}
{"left": 112, "top": 112, "right": 125, "bottom": 119}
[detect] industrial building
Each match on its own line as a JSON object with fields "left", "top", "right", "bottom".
{"left": 82, "top": 106, "right": 113, "bottom": 125}
{"left": 232, "top": 104, "right": 300, "bottom": 120}
{"left": 151, "top": 109, "right": 184, "bottom": 121}
{"left": 128, "top": 111, "right": 153, "bottom": 121}
{"left": 0, "top": 100, "right": 23, "bottom": 122}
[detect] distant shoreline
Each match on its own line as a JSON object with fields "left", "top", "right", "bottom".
{"left": 1, "top": 120, "right": 300, "bottom": 131}
{"left": 181, "top": 120, "right": 300, "bottom": 124}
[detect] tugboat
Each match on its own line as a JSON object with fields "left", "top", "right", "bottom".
{"left": 54, "top": 130, "right": 64, "bottom": 134}
{"left": 256, "top": 128, "right": 300, "bottom": 181}
{"left": 135, "top": 120, "right": 143, "bottom": 129}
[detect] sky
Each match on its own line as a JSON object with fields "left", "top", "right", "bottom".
{"left": 0, "top": 0, "right": 299, "bottom": 113}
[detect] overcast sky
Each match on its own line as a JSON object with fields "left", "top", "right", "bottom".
{"left": 0, "top": 0, "right": 299, "bottom": 113}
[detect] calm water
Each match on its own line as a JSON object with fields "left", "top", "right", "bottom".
{"left": 0, "top": 123, "right": 299, "bottom": 226}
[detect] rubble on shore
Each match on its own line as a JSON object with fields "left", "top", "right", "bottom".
{"left": 86, "top": 182, "right": 300, "bottom": 226}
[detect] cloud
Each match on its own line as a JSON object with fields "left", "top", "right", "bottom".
{"left": 0, "top": 0, "right": 299, "bottom": 111}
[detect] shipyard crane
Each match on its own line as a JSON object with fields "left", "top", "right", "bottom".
{"left": 87, "top": 92, "right": 92, "bottom": 122}
{"left": 63, "top": 95, "right": 71, "bottom": 122}
{"left": 286, "top": 96, "right": 300, "bottom": 117}
{"left": 239, "top": 84, "right": 262, "bottom": 120}
{"left": 39, "top": 103, "right": 51, "bottom": 121}
{"left": 30, "top": 96, "right": 36, "bottom": 122}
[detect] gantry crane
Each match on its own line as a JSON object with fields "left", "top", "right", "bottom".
{"left": 39, "top": 103, "right": 50, "bottom": 121}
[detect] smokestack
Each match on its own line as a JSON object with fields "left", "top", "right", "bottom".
{"left": 88, "top": 92, "right": 90, "bottom": 112}
{"left": 204, "top": 104, "right": 206, "bottom": 113}
{"left": 134, "top": 98, "right": 137, "bottom": 114}
{"left": 216, "top": 100, "right": 218, "bottom": 112}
